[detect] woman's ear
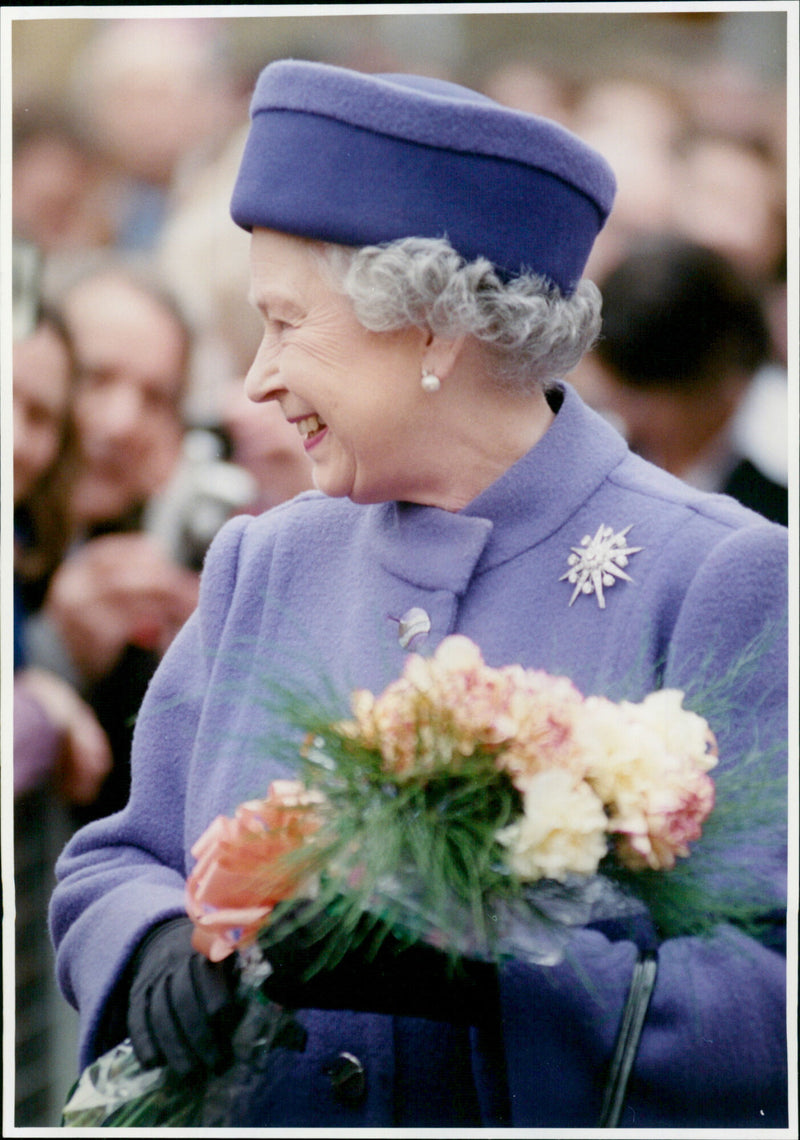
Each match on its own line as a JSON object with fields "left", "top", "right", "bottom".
{"left": 421, "top": 334, "right": 469, "bottom": 382}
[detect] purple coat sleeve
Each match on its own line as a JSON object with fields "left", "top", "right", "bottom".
{"left": 49, "top": 516, "right": 252, "bottom": 1067}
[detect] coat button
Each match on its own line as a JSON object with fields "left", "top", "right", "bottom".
{"left": 396, "top": 607, "right": 431, "bottom": 650}
{"left": 324, "top": 1051, "right": 366, "bottom": 1105}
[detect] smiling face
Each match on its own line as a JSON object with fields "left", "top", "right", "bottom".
{"left": 64, "top": 274, "right": 187, "bottom": 526}
{"left": 246, "top": 228, "right": 438, "bottom": 506}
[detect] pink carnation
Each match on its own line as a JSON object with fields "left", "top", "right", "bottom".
{"left": 495, "top": 668, "right": 587, "bottom": 786}
{"left": 615, "top": 772, "right": 716, "bottom": 870}
{"left": 344, "top": 635, "right": 586, "bottom": 784}
{"left": 581, "top": 690, "right": 718, "bottom": 871}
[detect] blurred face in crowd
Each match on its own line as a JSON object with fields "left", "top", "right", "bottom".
{"left": 575, "top": 80, "right": 683, "bottom": 282}
{"left": 64, "top": 274, "right": 187, "bottom": 527}
{"left": 12, "top": 133, "right": 111, "bottom": 255}
{"left": 77, "top": 19, "right": 240, "bottom": 187}
{"left": 674, "top": 137, "right": 785, "bottom": 283}
{"left": 13, "top": 322, "right": 72, "bottom": 504}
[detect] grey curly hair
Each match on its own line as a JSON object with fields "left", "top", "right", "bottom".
{"left": 322, "top": 236, "right": 602, "bottom": 389}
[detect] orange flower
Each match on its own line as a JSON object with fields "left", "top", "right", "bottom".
{"left": 186, "top": 779, "right": 323, "bottom": 961}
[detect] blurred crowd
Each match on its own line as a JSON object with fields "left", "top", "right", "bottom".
{"left": 10, "top": 13, "right": 790, "bottom": 1126}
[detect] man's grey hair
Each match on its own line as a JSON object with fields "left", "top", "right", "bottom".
{"left": 322, "top": 236, "right": 602, "bottom": 389}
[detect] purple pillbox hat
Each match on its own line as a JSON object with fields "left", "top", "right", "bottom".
{"left": 231, "top": 59, "right": 616, "bottom": 295}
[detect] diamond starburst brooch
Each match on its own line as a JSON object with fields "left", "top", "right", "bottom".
{"left": 560, "top": 524, "right": 643, "bottom": 609}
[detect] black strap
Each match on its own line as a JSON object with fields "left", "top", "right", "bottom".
{"left": 597, "top": 949, "right": 658, "bottom": 1128}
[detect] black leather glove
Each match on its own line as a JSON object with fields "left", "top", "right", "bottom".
{"left": 127, "top": 916, "right": 244, "bottom": 1077}
{"left": 258, "top": 903, "right": 500, "bottom": 1026}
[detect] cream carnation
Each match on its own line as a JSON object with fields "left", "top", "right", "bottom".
{"left": 495, "top": 768, "right": 608, "bottom": 882}
{"left": 633, "top": 690, "right": 717, "bottom": 773}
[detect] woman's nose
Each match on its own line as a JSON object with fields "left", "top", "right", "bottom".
{"left": 245, "top": 336, "right": 284, "bottom": 404}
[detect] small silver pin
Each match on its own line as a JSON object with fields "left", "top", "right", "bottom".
{"left": 560, "top": 524, "right": 643, "bottom": 609}
{"left": 391, "top": 607, "right": 432, "bottom": 649}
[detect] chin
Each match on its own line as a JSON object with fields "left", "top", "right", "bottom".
{"left": 343, "top": 483, "right": 396, "bottom": 506}
{"left": 312, "top": 461, "right": 399, "bottom": 505}
{"left": 311, "top": 477, "right": 345, "bottom": 500}
{"left": 311, "top": 468, "right": 356, "bottom": 501}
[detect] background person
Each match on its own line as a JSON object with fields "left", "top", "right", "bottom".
{"left": 586, "top": 234, "right": 788, "bottom": 526}
{"left": 50, "top": 61, "right": 788, "bottom": 1129}
{"left": 14, "top": 304, "right": 112, "bottom": 805}
{"left": 67, "top": 17, "right": 244, "bottom": 253}
{"left": 13, "top": 301, "right": 112, "bottom": 1127}
{"left": 11, "top": 104, "right": 116, "bottom": 259}
{"left": 570, "top": 73, "right": 689, "bottom": 283}
{"left": 25, "top": 264, "right": 200, "bottom": 823}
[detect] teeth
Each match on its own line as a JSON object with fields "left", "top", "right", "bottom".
{"left": 297, "top": 414, "right": 325, "bottom": 439}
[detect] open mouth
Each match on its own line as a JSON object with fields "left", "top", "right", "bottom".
{"left": 296, "top": 414, "right": 327, "bottom": 443}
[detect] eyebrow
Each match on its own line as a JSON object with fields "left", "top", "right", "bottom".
{"left": 247, "top": 289, "right": 305, "bottom": 320}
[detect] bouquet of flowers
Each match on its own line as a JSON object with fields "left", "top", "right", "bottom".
{"left": 187, "top": 635, "right": 719, "bottom": 972}
{"left": 62, "top": 635, "right": 777, "bottom": 1127}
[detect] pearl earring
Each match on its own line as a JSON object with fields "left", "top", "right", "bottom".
{"left": 421, "top": 370, "right": 441, "bottom": 393}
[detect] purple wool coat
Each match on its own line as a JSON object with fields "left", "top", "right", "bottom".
{"left": 50, "top": 384, "right": 788, "bottom": 1128}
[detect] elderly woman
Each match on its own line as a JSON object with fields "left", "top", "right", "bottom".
{"left": 50, "top": 61, "right": 787, "bottom": 1129}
